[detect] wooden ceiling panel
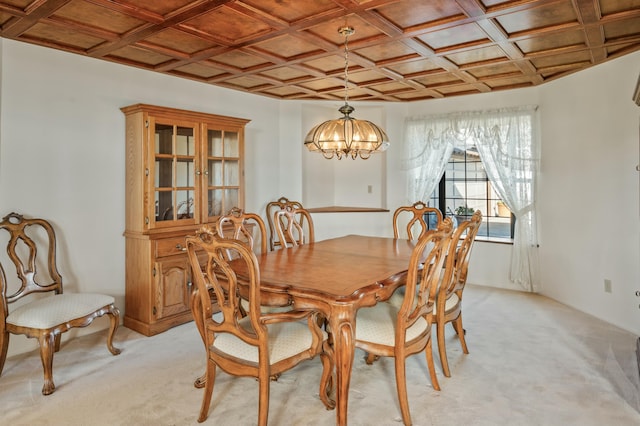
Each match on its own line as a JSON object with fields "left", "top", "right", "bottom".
{"left": 298, "top": 77, "right": 345, "bottom": 92}
{"left": 600, "top": 0, "right": 640, "bottom": 15}
{"left": 302, "top": 14, "right": 385, "bottom": 46}
{"left": 250, "top": 34, "right": 324, "bottom": 60}
{"left": 354, "top": 40, "right": 418, "bottom": 63}
{"left": 413, "top": 72, "right": 465, "bottom": 87}
{"left": 258, "top": 66, "right": 311, "bottom": 81}
{"left": 515, "top": 29, "right": 586, "bottom": 54}
{"left": 530, "top": 49, "right": 593, "bottom": 69}
{"left": 467, "top": 61, "right": 523, "bottom": 79}
{"left": 368, "top": 80, "right": 415, "bottom": 94}
{"left": 417, "top": 22, "right": 490, "bottom": 51}
{"left": 142, "top": 28, "right": 218, "bottom": 55}
{"left": 436, "top": 82, "right": 482, "bottom": 95}
{"left": 373, "top": 0, "right": 465, "bottom": 29}
{"left": 223, "top": 74, "right": 271, "bottom": 89}
{"left": 21, "top": 21, "right": 104, "bottom": 50}
{"left": 208, "top": 49, "right": 272, "bottom": 70}
{"left": 603, "top": 17, "right": 640, "bottom": 41}
{"left": 0, "top": 13, "right": 11, "bottom": 26}
{"left": 180, "top": 6, "right": 273, "bottom": 44}
{"left": 172, "top": 62, "right": 227, "bottom": 79}
{"left": 444, "top": 45, "right": 508, "bottom": 66}
{"left": 240, "top": 0, "right": 340, "bottom": 23}
{"left": 483, "top": 74, "right": 536, "bottom": 89}
{"left": 300, "top": 54, "right": 347, "bottom": 73}
{"left": 385, "top": 58, "right": 442, "bottom": 76}
{"left": 348, "top": 68, "right": 391, "bottom": 83}
{"left": 108, "top": 45, "right": 174, "bottom": 66}
{"left": 53, "top": 0, "right": 145, "bottom": 34}
{"left": 0, "top": 0, "right": 638, "bottom": 101}
{"left": 494, "top": 1, "right": 579, "bottom": 35}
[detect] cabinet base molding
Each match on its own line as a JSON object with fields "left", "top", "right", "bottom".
{"left": 124, "top": 311, "right": 193, "bottom": 337}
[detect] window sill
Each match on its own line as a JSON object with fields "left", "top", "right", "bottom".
{"left": 476, "top": 236, "right": 514, "bottom": 245}
{"left": 306, "top": 206, "right": 389, "bottom": 213}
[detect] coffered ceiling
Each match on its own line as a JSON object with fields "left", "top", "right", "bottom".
{"left": 1, "top": 0, "right": 639, "bottom": 102}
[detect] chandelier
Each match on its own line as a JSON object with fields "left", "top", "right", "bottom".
{"left": 304, "top": 26, "right": 390, "bottom": 160}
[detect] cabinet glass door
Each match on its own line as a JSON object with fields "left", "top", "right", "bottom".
{"left": 154, "top": 122, "right": 196, "bottom": 224}
{"left": 205, "top": 128, "right": 240, "bottom": 219}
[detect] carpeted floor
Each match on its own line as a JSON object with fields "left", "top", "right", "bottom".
{"left": 1, "top": 284, "right": 639, "bottom": 426}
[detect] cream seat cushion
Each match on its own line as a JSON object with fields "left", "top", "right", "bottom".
{"left": 212, "top": 316, "right": 328, "bottom": 364}
{"left": 6, "top": 293, "right": 114, "bottom": 329}
{"left": 387, "top": 289, "right": 459, "bottom": 315}
{"left": 355, "top": 303, "right": 428, "bottom": 346}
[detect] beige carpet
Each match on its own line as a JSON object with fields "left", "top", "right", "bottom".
{"left": 1, "top": 285, "right": 639, "bottom": 426}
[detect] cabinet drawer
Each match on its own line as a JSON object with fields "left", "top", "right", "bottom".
{"left": 156, "top": 236, "right": 188, "bottom": 258}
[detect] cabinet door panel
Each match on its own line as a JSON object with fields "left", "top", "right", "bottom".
{"left": 152, "top": 121, "right": 197, "bottom": 225}
{"left": 154, "top": 257, "right": 191, "bottom": 319}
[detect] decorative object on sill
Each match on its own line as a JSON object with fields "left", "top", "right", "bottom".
{"left": 454, "top": 205, "right": 475, "bottom": 224}
{"left": 496, "top": 200, "right": 511, "bottom": 218}
{"left": 304, "top": 26, "right": 389, "bottom": 160}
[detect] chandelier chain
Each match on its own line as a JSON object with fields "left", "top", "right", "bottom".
{"left": 343, "top": 29, "right": 349, "bottom": 104}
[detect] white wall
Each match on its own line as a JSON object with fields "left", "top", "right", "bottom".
{"left": 1, "top": 38, "right": 638, "bottom": 359}
{"left": 538, "top": 52, "right": 640, "bottom": 335}
{"left": 0, "top": 39, "right": 282, "bottom": 356}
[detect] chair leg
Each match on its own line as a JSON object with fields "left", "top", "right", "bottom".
{"left": 190, "top": 288, "right": 207, "bottom": 388}
{"left": 106, "top": 304, "right": 122, "bottom": 355}
{"left": 54, "top": 333, "right": 62, "bottom": 353}
{"left": 198, "top": 360, "right": 216, "bottom": 423}
{"left": 452, "top": 314, "right": 469, "bottom": 354}
{"left": 394, "top": 355, "right": 412, "bottom": 426}
{"left": 257, "top": 370, "right": 270, "bottom": 426}
{"left": 39, "top": 332, "right": 56, "bottom": 395}
{"left": 319, "top": 340, "right": 336, "bottom": 410}
{"left": 425, "top": 339, "right": 440, "bottom": 391}
{"left": 436, "top": 319, "right": 451, "bottom": 377}
{"left": 0, "top": 330, "right": 9, "bottom": 376}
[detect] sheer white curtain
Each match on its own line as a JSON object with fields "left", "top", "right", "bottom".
{"left": 402, "top": 106, "right": 540, "bottom": 292}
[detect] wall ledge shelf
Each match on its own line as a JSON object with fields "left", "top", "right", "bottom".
{"left": 307, "top": 206, "right": 389, "bottom": 213}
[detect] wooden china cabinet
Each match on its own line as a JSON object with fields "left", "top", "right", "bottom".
{"left": 121, "top": 104, "right": 249, "bottom": 336}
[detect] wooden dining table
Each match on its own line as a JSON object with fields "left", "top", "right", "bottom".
{"left": 230, "top": 234, "right": 417, "bottom": 426}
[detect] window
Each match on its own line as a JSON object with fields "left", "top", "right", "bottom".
{"left": 428, "top": 147, "right": 515, "bottom": 240}
{"left": 403, "top": 105, "right": 539, "bottom": 290}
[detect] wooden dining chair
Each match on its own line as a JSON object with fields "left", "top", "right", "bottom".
{"left": 265, "top": 197, "right": 306, "bottom": 250}
{"left": 354, "top": 218, "right": 453, "bottom": 426}
{"left": 217, "top": 207, "right": 291, "bottom": 314}
{"left": 185, "top": 226, "right": 334, "bottom": 425}
{"left": 273, "top": 205, "right": 314, "bottom": 248}
{"left": 434, "top": 210, "right": 482, "bottom": 377}
{"left": 216, "top": 207, "right": 268, "bottom": 258}
{"left": 0, "top": 212, "right": 121, "bottom": 395}
{"left": 393, "top": 201, "right": 443, "bottom": 240}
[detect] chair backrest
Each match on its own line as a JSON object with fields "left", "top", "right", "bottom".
{"left": 0, "top": 212, "right": 62, "bottom": 306}
{"left": 265, "top": 197, "right": 305, "bottom": 250}
{"left": 398, "top": 218, "right": 453, "bottom": 332}
{"left": 439, "top": 210, "right": 482, "bottom": 301}
{"left": 185, "top": 226, "right": 265, "bottom": 347}
{"left": 216, "top": 207, "right": 268, "bottom": 257}
{"left": 273, "top": 206, "right": 314, "bottom": 248}
{"left": 393, "top": 201, "right": 443, "bottom": 240}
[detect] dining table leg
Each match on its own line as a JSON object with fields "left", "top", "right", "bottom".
{"left": 327, "top": 306, "right": 358, "bottom": 426}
